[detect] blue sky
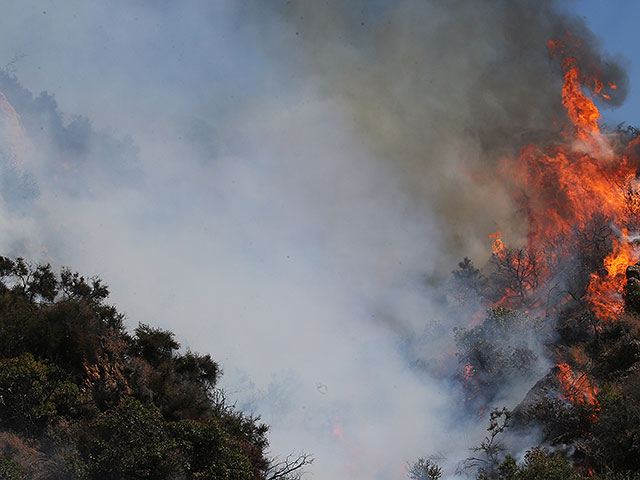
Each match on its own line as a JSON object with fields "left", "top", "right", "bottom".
{"left": 573, "top": 0, "right": 639, "bottom": 125}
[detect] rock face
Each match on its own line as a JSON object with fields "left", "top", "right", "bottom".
{"left": 511, "top": 370, "right": 560, "bottom": 429}
{"left": 625, "top": 263, "right": 640, "bottom": 313}
{"left": 627, "top": 264, "right": 640, "bottom": 281}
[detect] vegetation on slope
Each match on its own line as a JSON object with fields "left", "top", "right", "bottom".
{"left": 0, "top": 256, "right": 309, "bottom": 480}
{"left": 409, "top": 250, "right": 640, "bottom": 480}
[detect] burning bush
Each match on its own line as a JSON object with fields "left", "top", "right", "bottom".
{"left": 433, "top": 32, "right": 640, "bottom": 479}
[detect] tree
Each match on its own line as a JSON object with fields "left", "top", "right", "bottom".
{"left": 130, "top": 324, "right": 180, "bottom": 367}
{"left": 454, "top": 309, "right": 543, "bottom": 408}
{"left": 488, "top": 248, "right": 541, "bottom": 309}
{"left": 451, "top": 257, "right": 488, "bottom": 306}
{"left": 493, "top": 448, "right": 585, "bottom": 480}
{"left": 0, "top": 353, "right": 79, "bottom": 433}
{"left": 407, "top": 457, "right": 442, "bottom": 480}
{"left": 0, "top": 256, "right": 288, "bottom": 480}
{"left": 458, "top": 408, "right": 511, "bottom": 479}
{"left": 170, "top": 418, "right": 253, "bottom": 480}
{"left": 78, "top": 397, "right": 178, "bottom": 480}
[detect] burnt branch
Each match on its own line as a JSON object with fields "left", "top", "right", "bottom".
{"left": 489, "top": 248, "right": 541, "bottom": 308}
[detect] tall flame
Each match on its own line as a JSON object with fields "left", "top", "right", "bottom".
{"left": 493, "top": 35, "right": 639, "bottom": 322}
{"left": 485, "top": 35, "right": 639, "bottom": 414}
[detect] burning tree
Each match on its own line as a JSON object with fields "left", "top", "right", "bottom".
{"left": 443, "top": 32, "right": 640, "bottom": 479}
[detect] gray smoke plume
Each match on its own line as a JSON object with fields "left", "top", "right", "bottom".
{"left": 251, "top": 0, "right": 628, "bottom": 266}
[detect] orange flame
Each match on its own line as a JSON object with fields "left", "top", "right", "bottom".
{"left": 586, "top": 234, "right": 636, "bottom": 319}
{"left": 463, "top": 364, "right": 475, "bottom": 383}
{"left": 493, "top": 35, "right": 639, "bottom": 322}
{"left": 561, "top": 61, "right": 600, "bottom": 139}
{"left": 489, "top": 231, "right": 505, "bottom": 256}
{"left": 483, "top": 35, "right": 639, "bottom": 419}
{"left": 556, "top": 362, "right": 600, "bottom": 418}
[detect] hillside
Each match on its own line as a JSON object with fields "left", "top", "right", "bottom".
{"left": 0, "top": 256, "right": 309, "bottom": 480}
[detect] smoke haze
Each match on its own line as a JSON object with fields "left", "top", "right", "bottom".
{"left": 253, "top": 0, "right": 628, "bottom": 263}
{"left": 0, "top": 1, "right": 630, "bottom": 478}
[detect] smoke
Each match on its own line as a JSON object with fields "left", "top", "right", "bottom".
{"left": 251, "top": 0, "right": 628, "bottom": 265}
{"left": 0, "top": 0, "right": 630, "bottom": 478}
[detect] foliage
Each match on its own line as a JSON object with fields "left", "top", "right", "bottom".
{"left": 130, "top": 324, "right": 180, "bottom": 367}
{"left": 0, "top": 353, "right": 79, "bottom": 433}
{"left": 451, "top": 257, "right": 488, "bottom": 306}
{"left": 170, "top": 419, "right": 253, "bottom": 480}
{"left": 445, "top": 237, "right": 640, "bottom": 480}
{"left": 407, "top": 457, "right": 442, "bottom": 480}
{"left": 0, "top": 455, "right": 27, "bottom": 480}
{"left": 78, "top": 397, "right": 178, "bottom": 480}
{"left": 454, "top": 308, "right": 544, "bottom": 408}
{"left": 493, "top": 448, "right": 585, "bottom": 480}
{"left": 581, "top": 380, "right": 640, "bottom": 472}
{"left": 458, "top": 408, "right": 511, "bottom": 478}
{"left": 0, "top": 256, "right": 284, "bottom": 480}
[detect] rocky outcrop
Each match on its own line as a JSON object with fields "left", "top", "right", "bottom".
{"left": 624, "top": 263, "right": 640, "bottom": 313}
{"left": 511, "top": 370, "right": 561, "bottom": 429}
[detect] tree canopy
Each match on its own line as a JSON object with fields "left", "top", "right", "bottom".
{"left": 0, "top": 256, "right": 310, "bottom": 480}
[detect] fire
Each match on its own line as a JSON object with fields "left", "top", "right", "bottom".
{"left": 463, "top": 364, "right": 474, "bottom": 383}
{"left": 489, "top": 231, "right": 505, "bottom": 255}
{"left": 492, "top": 34, "right": 639, "bottom": 322}
{"left": 560, "top": 60, "right": 600, "bottom": 139}
{"left": 480, "top": 34, "right": 640, "bottom": 419}
{"left": 468, "top": 309, "right": 484, "bottom": 327}
{"left": 586, "top": 234, "right": 636, "bottom": 319}
{"left": 556, "top": 362, "right": 600, "bottom": 414}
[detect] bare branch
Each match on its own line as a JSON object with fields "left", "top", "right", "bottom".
{"left": 267, "top": 452, "right": 314, "bottom": 480}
